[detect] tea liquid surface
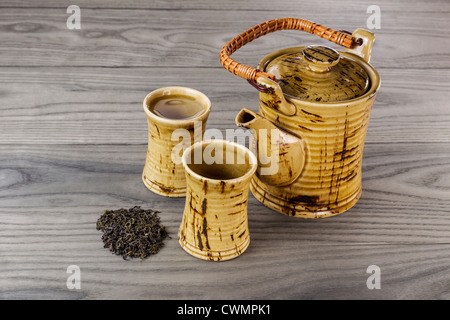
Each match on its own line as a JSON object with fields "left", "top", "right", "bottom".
{"left": 150, "top": 95, "right": 204, "bottom": 120}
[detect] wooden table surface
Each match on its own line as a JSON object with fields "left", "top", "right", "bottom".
{"left": 1, "top": 0, "right": 449, "bottom": 300}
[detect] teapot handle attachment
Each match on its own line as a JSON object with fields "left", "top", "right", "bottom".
{"left": 219, "top": 17, "right": 361, "bottom": 85}
{"left": 343, "top": 29, "right": 375, "bottom": 63}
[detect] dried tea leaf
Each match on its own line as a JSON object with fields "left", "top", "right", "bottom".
{"left": 96, "top": 206, "right": 169, "bottom": 260}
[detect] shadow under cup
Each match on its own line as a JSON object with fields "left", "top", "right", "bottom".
{"left": 178, "top": 140, "right": 257, "bottom": 261}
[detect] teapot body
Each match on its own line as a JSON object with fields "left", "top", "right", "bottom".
{"left": 249, "top": 49, "right": 380, "bottom": 218}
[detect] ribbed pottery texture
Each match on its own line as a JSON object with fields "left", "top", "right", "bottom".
{"left": 251, "top": 92, "right": 376, "bottom": 218}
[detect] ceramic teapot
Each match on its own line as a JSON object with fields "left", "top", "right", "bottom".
{"left": 220, "top": 18, "right": 380, "bottom": 218}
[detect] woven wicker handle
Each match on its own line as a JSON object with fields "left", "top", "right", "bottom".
{"left": 220, "top": 18, "right": 357, "bottom": 83}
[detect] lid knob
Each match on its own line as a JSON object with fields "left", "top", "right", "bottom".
{"left": 302, "top": 45, "right": 340, "bottom": 72}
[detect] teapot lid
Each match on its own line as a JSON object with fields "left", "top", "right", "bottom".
{"left": 263, "top": 45, "right": 370, "bottom": 102}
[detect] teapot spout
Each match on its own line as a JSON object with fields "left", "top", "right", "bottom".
{"left": 236, "top": 108, "right": 305, "bottom": 186}
{"left": 235, "top": 108, "right": 272, "bottom": 132}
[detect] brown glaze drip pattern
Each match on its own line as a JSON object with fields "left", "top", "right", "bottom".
{"left": 265, "top": 50, "right": 370, "bottom": 102}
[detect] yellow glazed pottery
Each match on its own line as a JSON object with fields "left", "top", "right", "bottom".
{"left": 142, "top": 87, "right": 211, "bottom": 197}
{"left": 220, "top": 18, "right": 381, "bottom": 218}
{"left": 178, "top": 139, "right": 257, "bottom": 261}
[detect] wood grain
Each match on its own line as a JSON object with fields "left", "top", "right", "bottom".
{"left": 0, "top": 0, "right": 449, "bottom": 300}
{"left": 0, "top": 0, "right": 447, "bottom": 11}
{"left": 0, "top": 67, "right": 448, "bottom": 144}
{"left": 0, "top": 143, "right": 449, "bottom": 243}
{"left": 0, "top": 6, "right": 448, "bottom": 68}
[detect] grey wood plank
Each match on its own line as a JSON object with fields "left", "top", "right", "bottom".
{"left": 0, "top": 0, "right": 447, "bottom": 12}
{"left": 0, "top": 67, "right": 448, "bottom": 145}
{"left": 0, "top": 6, "right": 448, "bottom": 68}
{"left": 1, "top": 203, "right": 449, "bottom": 300}
{"left": 1, "top": 151, "right": 449, "bottom": 300}
{"left": 0, "top": 143, "right": 448, "bottom": 245}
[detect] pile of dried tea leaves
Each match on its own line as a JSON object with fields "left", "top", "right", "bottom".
{"left": 96, "top": 206, "right": 169, "bottom": 260}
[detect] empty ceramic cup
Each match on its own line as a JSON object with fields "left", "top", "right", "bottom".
{"left": 178, "top": 139, "right": 257, "bottom": 261}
